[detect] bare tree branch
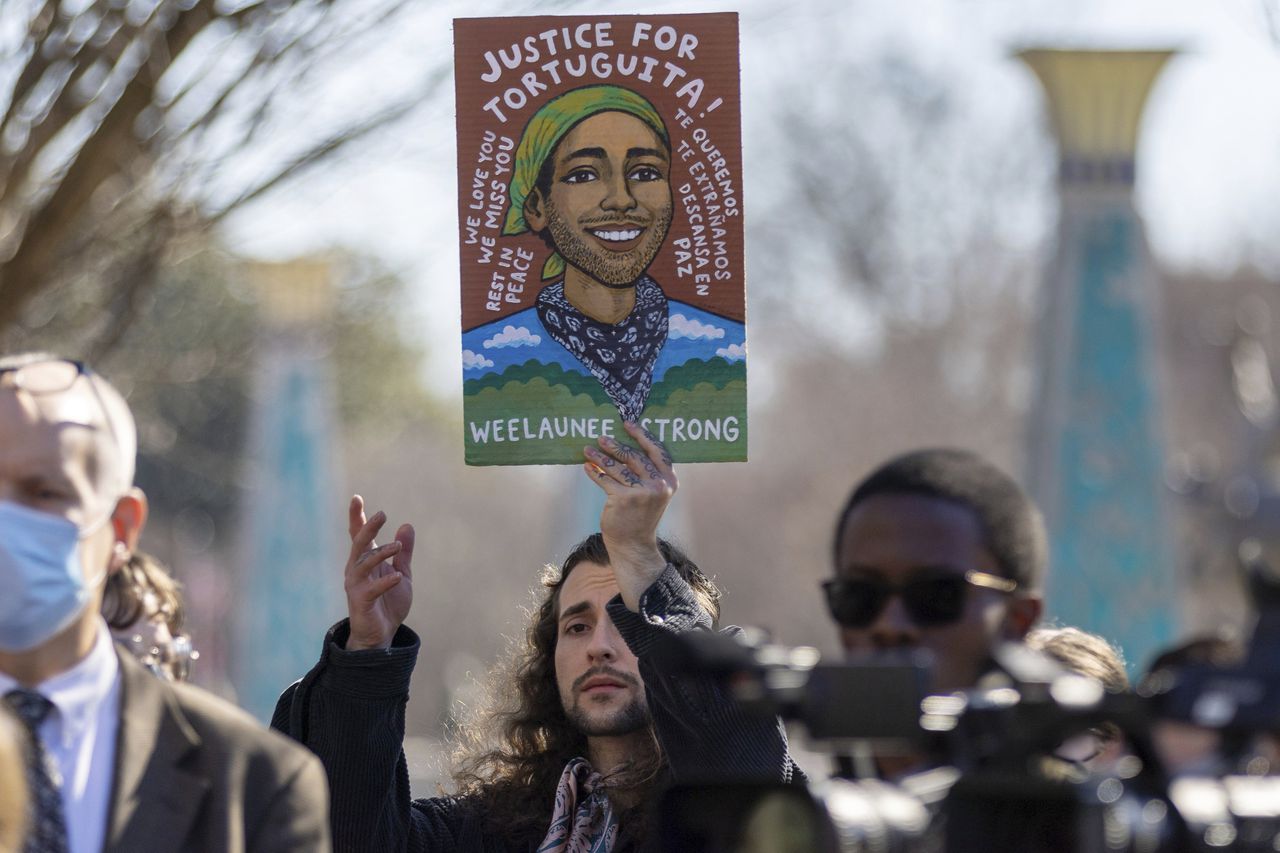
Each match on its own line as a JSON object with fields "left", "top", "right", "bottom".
{"left": 206, "top": 90, "right": 425, "bottom": 222}
{"left": 0, "top": 0, "right": 219, "bottom": 326}
{"left": 0, "top": 0, "right": 429, "bottom": 338}
{"left": 86, "top": 204, "right": 175, "bottom": 360}
{"left": 1263, "top": 0, "right": 1280, "bottom": 44}
{"left": 0, "top": 12, "right": 134, "bottom": 210}
{"left": 1, "top": 0, "right": 60, "bottom": 129}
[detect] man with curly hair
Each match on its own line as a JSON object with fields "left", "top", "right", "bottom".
{"left": 275, "top": 423, "right": 799, "bottom": 851}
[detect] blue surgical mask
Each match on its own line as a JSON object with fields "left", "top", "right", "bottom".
{"left": 0, "top": 500, "right": 113, "bottom": 652}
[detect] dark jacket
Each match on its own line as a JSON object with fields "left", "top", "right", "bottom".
{"left": 110, "top": 648, "right": 331, "bottom": 852}
{"left": 273, "top": 565, "right": 801, "bottom": 852}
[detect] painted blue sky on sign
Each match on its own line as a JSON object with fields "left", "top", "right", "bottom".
{"left": 461, "top": 301, "right": 746, "bottom": 382}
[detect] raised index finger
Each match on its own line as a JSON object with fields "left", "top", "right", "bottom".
{"left": 349, "top": 508, "right": 387, "bottom": 561}
{"left": 348, "top": 495, "right": 367, "bottom": 540}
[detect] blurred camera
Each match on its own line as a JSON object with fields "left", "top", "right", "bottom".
{"left": 653, "top": 561, "right": 1280, "bottom": 852}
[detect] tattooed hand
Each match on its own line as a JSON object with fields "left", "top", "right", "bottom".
{"left": 582, "top": 422, "right": 677, "bottom": 610}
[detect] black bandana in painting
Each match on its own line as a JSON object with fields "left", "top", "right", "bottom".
{"left": 537, "top": 276, "right": 669, "bottom": 422}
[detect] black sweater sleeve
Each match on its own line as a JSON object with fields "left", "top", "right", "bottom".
{"left": 271, "top": 621, "right": 495, "bottom": 853}
{"left": 606, "top": 566, "right": 804, "bottom": 784}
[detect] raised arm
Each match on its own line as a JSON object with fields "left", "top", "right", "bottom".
{"left": 583, "top": 421, "right": 677, "bottom": 610}
{"left": 274, "top": 498, "right": 483, "bottom": 852}
{"left": 584, "top": 425, "right": 803, "bottom": 784}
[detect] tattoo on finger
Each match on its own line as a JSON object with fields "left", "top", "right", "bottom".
{"left": 642, "top": 429, "right": 674, "bottom": 465}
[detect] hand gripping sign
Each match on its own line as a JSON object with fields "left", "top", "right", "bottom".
{"left": 455, "top": 14, "right": 746, "bottom": 465}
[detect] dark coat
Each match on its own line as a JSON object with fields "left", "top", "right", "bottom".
{"left": 106, "top": 648, "right": 331, "bottom": 852}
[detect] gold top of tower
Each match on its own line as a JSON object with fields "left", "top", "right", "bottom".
{"left": 1017, "top": 49, "right": 1175, "bottom": 184}
{"left": 247, "top": 258, "right": 336, "bottom": 326}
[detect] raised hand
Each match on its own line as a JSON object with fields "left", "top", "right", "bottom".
{"left": 582, "top": 422, "right": 676, "bottom": 609}
{"left": 343, "top": 495, "right": 415, "bottom": 651}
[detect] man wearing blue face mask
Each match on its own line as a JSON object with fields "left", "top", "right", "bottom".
{"left": 0, "top": 353, "right": 330, "bottom": 853}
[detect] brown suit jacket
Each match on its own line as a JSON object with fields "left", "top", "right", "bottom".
{"left": 105, "top": 649, "right": 331, "bottom": 853}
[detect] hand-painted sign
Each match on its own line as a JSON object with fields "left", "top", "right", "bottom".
{"left": 455, "top": 13, "right": 746, "bottom": 465}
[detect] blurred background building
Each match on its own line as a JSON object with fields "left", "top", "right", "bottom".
{"left": 2, "top": 0, "right": 1280, "bottom": 789}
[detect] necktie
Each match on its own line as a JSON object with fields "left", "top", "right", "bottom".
{"left": 4, "top": 689, "right": 70, "bottom": 853}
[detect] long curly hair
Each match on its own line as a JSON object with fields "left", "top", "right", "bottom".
{"left": 449, "top": 533, "right": 720, "bottom": 848}
{"left": 101, "top": 551, "right": 185, "bottom": 634}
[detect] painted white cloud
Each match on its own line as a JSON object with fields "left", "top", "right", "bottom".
{"left": 462, "top": 349, "right": 494, "bottom": 370}
{"left": 715, "top": 343, "right": 746, "bottom": 362}
{"left": 483, "top": 325, "right": 541, "bottom": 349}
{"left": 669, "top": 313, "right": 725, "bottom": 341}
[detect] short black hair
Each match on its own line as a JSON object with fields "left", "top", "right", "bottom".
{"left": 833, "top": 448, "right": 1048, "bottom": 592}
{"left": 527, "top": 144, "right": 562, "bottom": 256}
{"left": 1141, "top": 632, "right": 1244, "bottom": 681}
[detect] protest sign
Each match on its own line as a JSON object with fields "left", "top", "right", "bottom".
{"left": 455, "top": 13, "right": 746, "bottom": 465}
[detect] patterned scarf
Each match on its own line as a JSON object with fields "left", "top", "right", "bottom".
{"left": 537, "top": 276, "right": 668, "bottom": 422}
{"left": 536, "top": 757, "right": 617, "bottom": 853}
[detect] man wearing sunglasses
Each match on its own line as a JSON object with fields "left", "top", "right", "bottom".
{"left": 824, "top": 448, "right": 1046, "bottom": 696}
{"left": 0, "top": 353, "right": 330, "bottom": 852}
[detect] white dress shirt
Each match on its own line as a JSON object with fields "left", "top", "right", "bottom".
{"left": 0, "top": 619, "right": 120, "bottom": 853}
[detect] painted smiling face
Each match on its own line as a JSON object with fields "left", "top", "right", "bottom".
{"left": 525, "top": 111, "right": 673, "bottom": 289}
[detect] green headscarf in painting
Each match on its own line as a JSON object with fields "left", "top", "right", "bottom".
{"left": 503, "top": 84, "right": 669, "bottom": 281}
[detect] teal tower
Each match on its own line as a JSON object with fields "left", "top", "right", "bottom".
{"left": 235, "top": 260, "right": 343, "bottom": 720}
{"left": 1019, "top": 50, "right": 1177, "bottom": 672}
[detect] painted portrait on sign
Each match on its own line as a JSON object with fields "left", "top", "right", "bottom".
{"left": 456, "top": 15, "right": 746, "bottom": 465}
{"left": 506, "top": 84, "right": 678, "bottom": 421}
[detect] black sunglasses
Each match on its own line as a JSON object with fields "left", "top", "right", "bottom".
{"left": 822, "top": 570, "right": 1017, "bottom": 629}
